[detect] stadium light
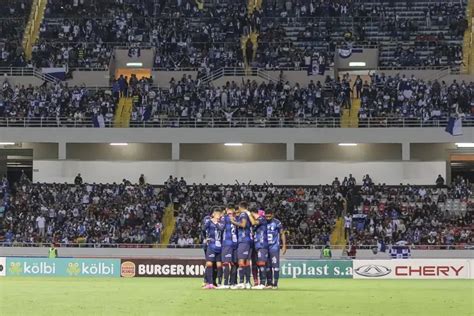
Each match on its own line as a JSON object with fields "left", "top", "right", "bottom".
{"left": 338, "top": 143, "right": 358, "bottom": 146}
{"left": 110, "top": 143, "right": 129, "bottom": 146}
{"left": 0, "top": 142, "right": 15, "bottom": 145}
{"left": 349, "top": 62, "right": 366, "bottom": 67}
{"left": 224, "top": 143, "right": 243, "bottom": 147}
{"left": 126, "top": 62, "right": 143, "bottom": 67}
{"left": 455, "top": 143, "right": 474, "bottom": 148}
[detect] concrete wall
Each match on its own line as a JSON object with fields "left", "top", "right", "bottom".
{"left": 1, "top": 75, "right": 43, "bottom": 87}
{"left": 66, "top": 143, "right": 171, "bottom": 161}
{"left": 411, "top": 143, "right": 457, "bottom": 161}
{"left": 336, "top": 48, "right": 379, "bottom": 70}
{"left": 32, "top": 160, "right": 445, "bottom": 185}
{"left": 1, "top": 128, "right": 472, "bottom": 144}
{"left": 296, "top": 144, "right": 402, "bottom": 161}
{"left": 151, "top": 71, "right": 197, "bottom": 88}
{"left": 0, "top": 247, "right": 471, "bottom": 260}
{"left": 180, "top": 143, "right": 286, "bottom": 161}
{"left": 22, "top": 142, "right": 58, "bottom": 160}
{"left": 66, "top": 70, "right": 110, "bottom": 87}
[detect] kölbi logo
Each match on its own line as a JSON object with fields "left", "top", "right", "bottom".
{"left": 355, "top": 264, "right": 391, "bottom": 277}
{"left": 10, "top": 261, "right": 56, "bottom": 275}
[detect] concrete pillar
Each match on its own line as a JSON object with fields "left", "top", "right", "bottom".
{"left": 58, "top": 142, "right": 66, "bottom": 160}
{"left": 402, "top": 142, "right": 410, "bottom": 161}
{"left": 286, "top": 142, "right": 295, "bottom": 161}
{"left": 172, "top": 142, "right": 180, "bottom": 161}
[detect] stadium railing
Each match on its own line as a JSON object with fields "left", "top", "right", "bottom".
{"left": 0, "top": 242, "right": 472, "bottom": 250}
{"left": 0, "top": 117, "right": 473, "bottom": 128}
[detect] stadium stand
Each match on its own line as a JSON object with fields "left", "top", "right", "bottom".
{"left": 0, "top": 1, "right": 31, "bottom": 68}
{"left": 3, "top": 173, "right": 469, "bottom": 247}
{"left": 2, "top": 72, "right": 474, "bottom": 128}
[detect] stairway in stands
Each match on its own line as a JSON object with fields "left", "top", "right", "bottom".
{"left": 329, "top": 217, "right": 346, "bottom": 247}
{"left": 113, "top": 97, "right": 132, "bottom": 128}
{"left": 340, "top": 97, "right": 361, "bottom": 128}
{"left": 462, "top": 0, "right": 474, "bottom": 73}
{"left": 22, "top": 0, "right": 48, "bottom": 60}
{"left": 160, "top": 204, "right": 177, "bottom": 248}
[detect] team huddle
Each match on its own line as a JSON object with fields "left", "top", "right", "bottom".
{"left": 202, "top": 201, "right": 287, "bottom": 289}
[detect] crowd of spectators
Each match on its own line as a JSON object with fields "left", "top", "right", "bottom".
{"left": 357, "top": 73, "right": 474, "bottom": 126}
{"left": 2, "top": 70, "right": 474, "bottom": 126}
{"left": 0, "top": 80, "right": 117, "bottom": 126}
{"left": 345, "top": 175, "right": 473, "bottom": 247}
{"left": 0, "top": 175, "right": 166, "bottom": 245}
{"left": 0, "top": 1, "right": 31, "bottom": 68}
{"left": 0, "top": 173, "right": 471, "bottom": 247}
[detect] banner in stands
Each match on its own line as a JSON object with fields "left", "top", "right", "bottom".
{"left": 353, "top": 259, "right": 471, "bottom": 279}
{"left": 5, "top": 258, "right": 120, "bottom": 277}
{"left": 0, "top": 257, "right": 5, "bottom": 277}
{"left": 280, "top": 260, "right": 352, "bottom": 279}
{"left": 41, "top": 67, "right": 67, "bottom": 81}
{"left": 120, "top": 259, "right": 205, "bottom": 277}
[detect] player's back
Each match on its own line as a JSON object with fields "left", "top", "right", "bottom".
{"left": 267, "top": 218, "right": 282, "bottom": 248}
{"left": 237, "top": 212, "right": 251, "bottom": 244}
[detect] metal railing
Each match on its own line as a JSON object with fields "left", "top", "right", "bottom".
{"left": 0, "top": 242, "right": 472, "bottom": 250}
{"left": 0, "top": 117, "right": 473, "bottom": 128}
{"left": 0, "top": 67, "right": 58, "bottom": 83}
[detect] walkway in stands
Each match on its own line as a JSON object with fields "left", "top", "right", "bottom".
{"left": 114, "top": 97, "right": 133, "bottom": 128}
{"left": 23, "top": 0, "right": 48, "bottom": 59}
{"left": 160, "top": 204, "right": 176, "bottom": 248}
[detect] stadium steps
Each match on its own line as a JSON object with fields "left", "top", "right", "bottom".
{"left": 340, "top": 98, "right": 360, "bottom": 128}
{"left": 329, "top": 217, "right": 346, "bottom": 247}
{"left": 113, "top": 97, "right": 133, "bottom": 128}
{"left": 160, "top": 204, "right": 177, "bottom": 248}
{"left": 463, "top": 0, "right": 474, "bottom": 73}
{"left": 22, "top": 0, "right": 48, "bottom": 60}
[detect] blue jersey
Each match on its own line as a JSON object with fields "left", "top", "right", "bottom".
{"left": 237, "top": 212, "right": 251, "bottom": 244}
{"left": 222, "top": 215, "right": 238, "bottom": 248}
{"left": 253, "top": 216, "right": 268, "bottom": 249}
{"left": 201, "top": 215, "right": 211, "bottom": 242}
{"left": 205, "top": 219, "right": 224, "bottom": 252}
{"left": 267, "top": 218, "right": 283, "bottom": 250}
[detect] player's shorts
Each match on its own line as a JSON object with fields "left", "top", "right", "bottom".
{"left": 237, "top": 242, "right": 251, "bottom": 260}
{"left": 222, "top": 245, "right": 236, "bottom": 263}
{"left": 256, "top": 248, "right": 268, "bottom": 263}
{"left": 268, "top": 248, "right": 280, "bottom": 268}
{"left": 205, "top": 247, "right": 222, "bottom": 262}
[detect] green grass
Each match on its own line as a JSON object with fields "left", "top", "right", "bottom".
{"left": 0, "top": 278, "right": 473, "bottom": 316}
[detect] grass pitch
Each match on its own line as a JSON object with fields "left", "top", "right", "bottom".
{"left": 0, "top": 278, "right": 472, "bottom": 316}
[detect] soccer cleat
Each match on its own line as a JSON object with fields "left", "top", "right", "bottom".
{"left": 232, "top": 283, "right": 245, "bottom": 290}
{"left": 271, "top": 286, "right": 278, "bottom": 290}
{"left": 264, "top": 285, "right": 273, "bottom": 290}
{"left": 203, "top": 284, "right": 216, "bottom": 289}
{"left": 252, "top": 284, "right": 265, "bottom": 290}
{"left": 216, "top": 285, "right": 230, "bottom": 290}
{"left": 244, "top": 283, "right": 252, "bottom": 290}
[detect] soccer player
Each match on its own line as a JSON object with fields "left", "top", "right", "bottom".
{"left": 201, "top": 214, "right": 211, "bottom": 287}
{"left": 217, "top": 204, "right": 238, "bottom": 289}
{"left": 203, "top": 207, "right": 224, "bottom": 289}
{"left": 230, "top": 201, "right": 252, "bottom": 289}
{"left": 265, "top": 209, "right": 286, "bottom": 289}
{"left": 247, "top": 208, "right": 268, "bottom": 290}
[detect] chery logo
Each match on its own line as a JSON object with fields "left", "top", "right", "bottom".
{"left": 395, "top": 265, "right": 464, "bottom": 276}
{"left": 355, "top": 264, "right": 391, "bottom": 277}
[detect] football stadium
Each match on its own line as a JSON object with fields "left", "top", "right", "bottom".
{"left": 0, "top": 0, "right": 473, "bottom": 315}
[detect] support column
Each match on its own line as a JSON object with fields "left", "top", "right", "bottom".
{"left": 172, "top": 142, "right": 180, "bottom": 161}
{"left": 58, "top": 142, "right": 66, "bottom": 160}
{"left": 402, "top": 142, "right": 410, "bottom": 161}
{"left": 286, "top": 142, "right": 295, "bottom": 161}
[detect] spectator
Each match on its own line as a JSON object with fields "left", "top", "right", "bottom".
{"left": 74, "top": 173, "right": 83, "bottom": 185}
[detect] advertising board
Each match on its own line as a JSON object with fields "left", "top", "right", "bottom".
{"left": 353, "top": 259, "right": 471, "bottom": 279}
{"left": 5, "top": 257, "right": 120, "bottom": 277}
